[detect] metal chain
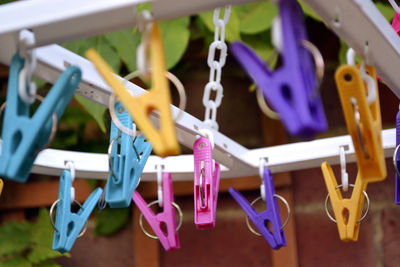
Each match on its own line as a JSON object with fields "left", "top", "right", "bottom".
{"left": 202, "top": 6, "right": 231, "bottom": 130}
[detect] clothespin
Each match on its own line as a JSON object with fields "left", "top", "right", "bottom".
{"left": 51, "top": 162, "right": 102, "bottom": 253}
{"left": 0, "top": 179, "right": 3, "bottom": 196}
{"left": 132, "top": 171, "right": 182, "bottom": 251}
{"left": 193, "top": 131, "right": 220, "bottom": 229}
{"left": 105, "top": 102, "right": 152, "bottom": 208}
{"left": 393, "top": 105, "right": 400, "bottom": 204}
{"left": 86, "top": 21, "right": 180, "bottom": 158}
{"left": 230, "top": 0, "right": 327, "bottom": 139}
{"left": 321, "top": 162, "right": 370, "bottom": 241}
{"left": 335, "top": 50, "right": 386, "bottom": 181}
{"left": 229, "top": 161, "right": 289, "bottom": 249}
{"left": 0, "top": 49, "right": 81, "bottom": 182}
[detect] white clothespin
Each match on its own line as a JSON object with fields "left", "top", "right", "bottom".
{"left": 259, "top": 158, "right": 267, "bottom": 201}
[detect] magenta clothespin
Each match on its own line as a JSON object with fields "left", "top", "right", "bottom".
{"left": 132, "top": 171, "right": 181, "bottom": 251}
{"left": 194, "top": 134, "right": 221, "bottom": 229}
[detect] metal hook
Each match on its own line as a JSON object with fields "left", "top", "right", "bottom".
{"left": 351, "top": 98, "right": 370, "bottom": 159}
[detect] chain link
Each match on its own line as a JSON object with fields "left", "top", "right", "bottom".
{"left": 202, "top": 6, "right": 231, "bottom": 130}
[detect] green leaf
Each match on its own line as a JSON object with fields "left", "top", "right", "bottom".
{"left": 298, "top": 0, "right": 323, "bottom": 22}
{"left": 31, "top": 209, "right": 54, "bottom": 247}
{"left": 104, "top": 29, "right": 141, "bottom": 72}
{"left": 0, "top": 221, "right": 31, "bottom": 257}
{"left": 160, "top": 17, "right": 191, "bottom": 69}
{"left": 27, "top": 246, "right": 62, "bottom": 264}
{"left": 234, "top": 2, "right": 278, "bottom": 34}
{"left": 199, "top": 8, "right": 241, "bottom": 42}
{"left": 0, "top": 257, "right": 32, "bottom": 267}
{"left": 74, "top": 95, "right": 107, "bottom": 133}
{"left": 376, "top": 2, "right": 395, "bottom": 21}
{"left": 63, "top": 36, "right": 120, "bottom": 73}
{"left": 95, "top": 208, "right": 130, "bottom": 236}
{"left": 37, "top": 259, "right": 62, "bottom": 267}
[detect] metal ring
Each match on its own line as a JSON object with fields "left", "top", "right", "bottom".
{"left": 351, "top": 99, "right": 370, "bottom": 159}
{"left": 0, "top": 96, "right": 58, "bottom": 156}
{"left": 109, "top": 94, "right": 137, "bottom": 137}
{"left": 324, "top": 184, "right": 370, "bottom": 223}
{"left": 301, "top": 40, "right": 325, "bottom": 100}
{"left": 97, "top": 190, "right": 107, "bottom": 211}
{"left": 138, "top": 200, "right": 183, "bottom": 240}
{"left": 256, "top": 88, "right": 280, "bottom": 120}
{"left": 245, "top": 194, "right": 291, "bottom": 237}
{"left": 107, "top": 135, "right": 121, "bottom": 182}
{"left": 49, "top": 198, "right": 87, "bottom": 238}
{"left": 393, "top": 144, "right": 400, "bottom": 178}
{"left": 123, "top": 70, "right": 187, "bottom": 122}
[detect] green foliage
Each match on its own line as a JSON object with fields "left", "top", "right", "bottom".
{"left": 74, "top": 95, "right": 107, "bottom": 133}
{"left": 94, "top": 207, "right": 130, "bottom": 236}
{"left": 376, "top": 2, "right": 395, "bottom": 21}
{"left": 234, "top": 1, "right": 278, "bottom": 34}
{"left": 0, "top": 209, "right": 68, "bottom": 266}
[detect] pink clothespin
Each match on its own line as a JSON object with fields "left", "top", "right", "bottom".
{"left": 132, "top": 170, "right": 182, "bottom": 251}
{"left": 194, "top": 131, "right": 221, "bottom": 229}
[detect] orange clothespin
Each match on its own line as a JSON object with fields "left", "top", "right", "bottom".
{"left": 322, "top": 49, "right": 386, "bottom": 241}
{"left": 0, "top": 179, "right": 3, "bottom": 196}
{"left": 86, "top": 22, "right": 180, "bottom": 157}
{"left": 335, "top": 58, "right": 386, "bottom": 181}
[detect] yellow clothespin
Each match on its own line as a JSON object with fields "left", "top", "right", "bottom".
{"left": 0, "top": 179, "right": 3, "bottom": 196}
{"left": 321, "top": 162, "right": 368, "bottom": 241}
{"left": 86, "top": 22, "right": 180, "bottom": 157}
{"left": 335, "top": 63, "right": 386, "bottom": 181}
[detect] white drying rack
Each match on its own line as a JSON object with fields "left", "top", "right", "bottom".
{"left": 0, "top": 0, "right": 398, "bottom": 181}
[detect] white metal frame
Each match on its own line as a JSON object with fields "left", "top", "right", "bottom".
{"left": 0, "top": 0, "right": 398, "bottom": 181}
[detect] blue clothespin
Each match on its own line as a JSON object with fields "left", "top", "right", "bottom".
{"left": 0, "top": 53, "right": 81, "bottom": 182}
{"left": 105, "top": 102, "right": 152, "bottom": 208}
{"left": 230, "top": 0, "right": 327, "bottom": 139}
{"left": 52, "top": 164, "right": 102, "bottom": 253}
{"left": 395, "top": 105, "right": 400, "bottom": 204}
{"left": 229, "top": 168, "right": 288, "bottom": 249}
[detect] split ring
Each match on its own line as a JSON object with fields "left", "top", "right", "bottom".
{"left": 324, "top": 184, "right": 370, "bottom": 223}
{"left": 138, "top": 200, "right": 183, "bottom": 240}
{"left": 393, "top": 144, "right": 400, "bottom": 178}
{"left": 245, "top": 194, "right": 291, "bottom": 237}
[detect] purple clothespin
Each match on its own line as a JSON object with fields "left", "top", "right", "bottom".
{"left": 132, "top": 172, "right": 181, "bottom": 251}
{"left": 194, "top": 136, "right": 221, "bottom": 229}
{"left": 229, "top": 168, "right": 288, "bottom": 249}
{"left": 230, "top": 0, "right": 327, "bottom": 139}
{"left": 395, "top": 106, "right": 400, "bottom": 204}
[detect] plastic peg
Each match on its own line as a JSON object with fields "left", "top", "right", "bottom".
{"left": 229, "top": 168, "right": 287, "bottom": 249}
{"left": 193, "top": 137, "right": 220, "bottom": 229}
{"left": 86, "top": 22, "right": 180, "bottom": 157}
{"left": 105, "top": 102, "right": 152, "bottom": 208}
{"left": 230, "top": 0, "right": 327, "bottom": 139}
{"left": 132, "top": 172, "right": 180, "bottom": 251}
{"left": 52, "top": 169, "right": 102, "bottom": 253}
{"left": 0, "top": 53, "right": 81, "bottom": 182}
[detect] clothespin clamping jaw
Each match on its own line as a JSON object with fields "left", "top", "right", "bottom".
{"left": 230, "top": 0, "right": 327, "bottom": 139}
{"left": 193, "top": 131, "right": 221, "bottom": 229}
{"left": 105, "top": 102, "right": 152, "bottom": 208}
{"left": 229, "top": 162, "right": 289, "bottom": 249}
{"left": 393, "top": 105, "right": 400, "bottom": 204}
{"left": 132, "top": 170, "right": 182, "bottom": 251}
{"left": 335, "top": 48, "right": 386, "bottom": 181}
{"left": 0, "top": 31, "right": 81, "bottom": 182}
{"left": 50, "top": 162, "right": 103, "bottom": 253}
{"left": 86, "top": 18, "right": 180, "bottom": 157}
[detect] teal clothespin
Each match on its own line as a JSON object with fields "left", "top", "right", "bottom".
{"left": 105, "top": 102, "right": 152, "bottom": 208}
{"left": 52, "top": 166, "right": 102, "bottom": 253}
{"left": 0, "top": 53, "right": 81, "bottom": 182}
